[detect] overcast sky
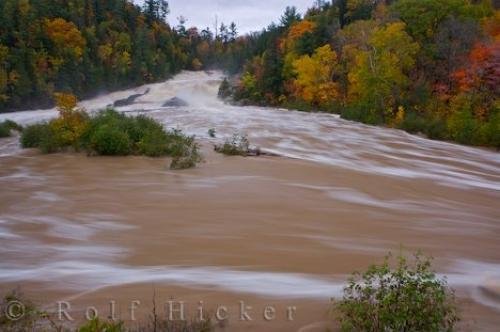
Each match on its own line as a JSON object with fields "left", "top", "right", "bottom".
{"left": 133, "top": 0, "right": 314, "bottom": 34}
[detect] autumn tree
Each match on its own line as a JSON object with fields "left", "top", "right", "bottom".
{"left": 434, "top": 17, "right": 481, "bottom": 89}
{"left": 51, "top": 93, "right": 89, "bottom": 148}
{"left": 44, "top": 18, "right": 86, "bottom": 60}
{"left": 292, "top": 45, "right": 340, "bottom": 108}
{"left": 348, "top": 22, "right": 419, "bottom": 116}
{"left": 452, "top": 41, "right": 499, "bottom": 107}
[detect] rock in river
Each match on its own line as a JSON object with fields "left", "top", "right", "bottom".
{"left": 163, "top": 97, "right": 188, "bottom": 107}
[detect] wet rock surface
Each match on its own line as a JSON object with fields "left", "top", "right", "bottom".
{"left": 162, "top": 97, "right": 189, "bottom": 107}
{"left": 113, "top": 88, "right": 150, "bottom": 107}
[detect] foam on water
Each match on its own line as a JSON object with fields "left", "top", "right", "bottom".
{"left": 0, "top": 262, "right": 345, "bottom": 298}
{"left": 0, "top": 258, "right": 499, "bottom": 306}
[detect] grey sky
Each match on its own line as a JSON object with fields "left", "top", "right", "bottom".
{"left": 133, "top": 1, "right": 314, "bottom": 34}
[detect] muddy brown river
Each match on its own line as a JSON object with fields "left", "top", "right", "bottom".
{"left": 0, "top": 71, "right": 499, "bottom": 331}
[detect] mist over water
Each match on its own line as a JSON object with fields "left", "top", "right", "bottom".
{"left": 0, "top": 71, "right": 499, "bottom": 312}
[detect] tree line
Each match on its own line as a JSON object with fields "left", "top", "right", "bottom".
{"left": 1, "top": 0, "right": 498, "bottom": 148}
{"left": 0, "top": 0, "right": 238, "bottom": 112}
{"left": 222, "top": 0, "right": 499, "bottom": 148}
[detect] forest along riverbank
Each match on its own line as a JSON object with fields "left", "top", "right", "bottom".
{"left": 0, "top": 71, "right": 499, "bottom": 331}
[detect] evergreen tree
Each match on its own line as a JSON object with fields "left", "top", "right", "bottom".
{"left": 280, "top": 6, "right": 301, "bottom": 28}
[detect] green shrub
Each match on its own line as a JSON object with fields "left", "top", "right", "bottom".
{"left": 341, "top": 105, "right": 384, "bottom": 125}
{"left": 21, "top": 123, "right": 50, "bottom": 149}
{"left": 424, "top": 117, "right": 448, "bottom": 140}
{"left": 170, "top": 145, "right": 202, "bottom": 170}
{"left": 399, "top": 112, "right": 448, "bottom": 140}
{"left": 214, "top": 134, "right": 250, "bottom": 156}
{"left": 169, "top": 133, "right": 202, "bottom": 169}
{"left": 483, "top": 110, "right": 500, "bottom": 148}
{"left": 399, "top": 111, "right": 428, "bottom": 134}
{"left": 1, "top": 289, "right": 215, "bottom": 332}
{"left": 0, "top": 123, "right": 10, "bottom": 138}
{"left": 38, "top": 129, "right": 61, "bottom": 153}
{"left": 78, "top": 318, "right": 124, "bottom": 332}
{"left": 82, "top": 110, "right": 202, "bottom": 168}
{"left": 20, "top": 109, "right": 202, "bottom": 167}
{"left": 137, "top": 130, "right": 169, "bottom": 157}
{"left": 447, "top": 109, "right": 478, "bottom": 145}
{"left": 81, "top": 110, "right": 172, "bottom": 157}
{"left": 0, "top": 290, "right": 41, "bottom": 332}
{"left": 89, "top": 124, "right": 132, "bottom": 156}
{"left": 127, "top": 114, "right": 165, "bottom": 143}
{"left": 3, "top": 120, "right": 23, "bottom": 132}
{"left": 0, "top": 120, "right": 22, "bottom": 138}
{"left": 163, "top": 130, "right": 192, "bottom": 156}
{"left": 20, "top": 122, "right": 60, "bottom": 154}
{"left": 335, "top": 252, "right": 459, "bottom": 332}
{"left": 159, "top": 317, "right": 215, "bottom": 332}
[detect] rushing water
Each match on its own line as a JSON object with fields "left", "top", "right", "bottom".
{"left": 0, "top": 71, "right": 499, "bottom": 326}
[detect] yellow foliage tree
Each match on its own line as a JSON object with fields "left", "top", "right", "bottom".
{"left": 292, "top": 45, "right": 339, "bottom": 107}
{"left": 348, "top": 22, "right": 419, "bottom": 113}
{"left": 98, "top": 43, "right": 114, "bottom": 65}
{"left": 51, "top": 93, "right": 89, "bottom": 148}
{"left": 54, "top": 92, "right": 78, "bottom": 113}
{"left": 44, "top": 18, "right": 86, "bottom": 60}
{"left": 191, "top": 58, "right": 203, "bottom": 71}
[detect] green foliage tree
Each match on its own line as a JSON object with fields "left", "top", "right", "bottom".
{"left": 0, "top": 0, "right": 209, "bottom": 113}
{"left": 348, "top": 22, "right": 419, "bottom": 117}
{"left": 280, "top": 6, "right": 301, "bottom": 28}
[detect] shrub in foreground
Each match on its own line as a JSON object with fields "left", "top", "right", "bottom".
{"left": 335, "top": 252, "right": 459, "bottom": 332}
{"left": 1, "top": 290, "right": 215, "bottom": 332}
{"left": 0, "top": 289, "right": 40, "bottom": 332}
{"left": 78, "top": 318, "right": 124, "bottom": 332}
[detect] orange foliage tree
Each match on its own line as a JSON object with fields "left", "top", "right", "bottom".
{"left": 44, "top": 18, "right": 86, "bottom": 60}
{"left": 453, "top": 41, "right": 500, "bottom": 96}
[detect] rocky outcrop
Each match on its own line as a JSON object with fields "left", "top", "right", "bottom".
{"left": 113, "top": 88, "right": 150, "bottom": 107}
{"left": 162, "top": 97, "right": 189, "bottom": 107}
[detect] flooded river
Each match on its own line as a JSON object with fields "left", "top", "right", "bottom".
{"left": 0, "top": 71, "right": 499, "bottom": 331}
